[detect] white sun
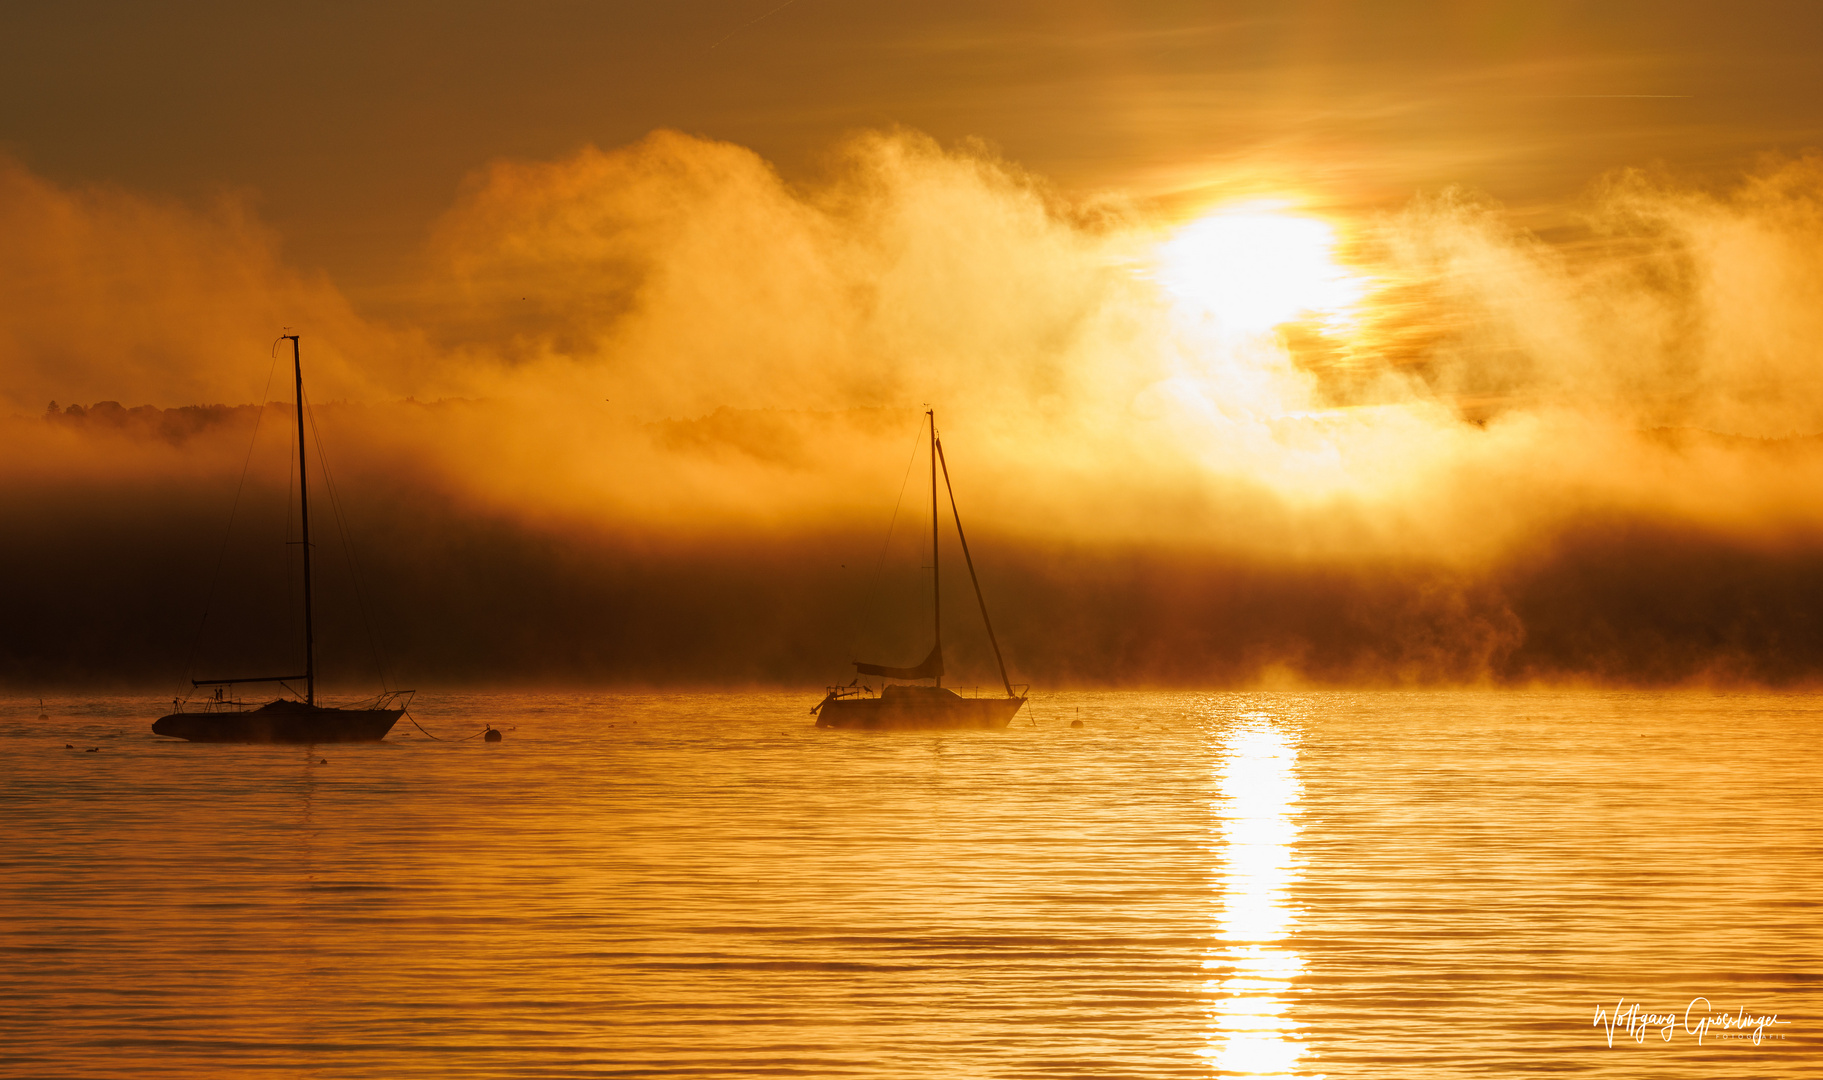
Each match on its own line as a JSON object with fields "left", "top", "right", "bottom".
{"left": 1156, "top": 202, "right": 1365, "bottom": 335}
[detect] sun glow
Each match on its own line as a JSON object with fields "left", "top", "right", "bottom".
{"left": 1157, "top": 202, "right": 1366, "bottom": 336}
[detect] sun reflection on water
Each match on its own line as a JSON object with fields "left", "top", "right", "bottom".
{"left": 1200, "top": 712, "right": 1319, "bottom": 1077}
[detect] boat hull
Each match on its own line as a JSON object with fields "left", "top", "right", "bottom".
{"left": 152, "top": 700, "right": 402, "bottom": 743}
{"left": 816, "top": 686, "right": 1025, "bottom": 731}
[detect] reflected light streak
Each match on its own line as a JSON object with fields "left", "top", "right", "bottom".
{"left": 1200, "top": 712, "right": 1318, "bottom": 1077}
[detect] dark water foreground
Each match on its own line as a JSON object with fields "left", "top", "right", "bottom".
{"left": 2, "top": 690, "right": 1818, "bottom": 1078}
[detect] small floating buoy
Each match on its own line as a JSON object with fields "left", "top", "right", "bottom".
{"left": 319, "top": 758, "right": 328, "bottom": 764}
{"left": 483, "top": 727, "right": 502, "bottom": 742}
{"left": 1070, "top": 719, "right": 1083, "bottom": 729}
{"left": 38, "top": 713, "right": 49, "bottom": 722}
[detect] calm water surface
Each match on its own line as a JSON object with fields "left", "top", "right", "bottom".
{"left": 2, "top": 690, "right": 1818, "bottom": 1078}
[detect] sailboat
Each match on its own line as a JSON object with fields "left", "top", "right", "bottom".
{"left": 151, "top": 335, "right": 410, "bottom": 743}
{"left": 813, "top": 408, "right": 1026, "bottom": 730}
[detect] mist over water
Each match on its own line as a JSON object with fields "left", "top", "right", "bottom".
{"left": 10, "top": 134, "right": 1823, "bottom": 688}
{"left": 10, "top": 400, "right": 1823, "bottom": 688}
{"left": 4, "top": 690, "right": 1817, "bottom": 1077}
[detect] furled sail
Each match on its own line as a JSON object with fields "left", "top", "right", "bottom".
{"left": 854, "top": 644, "right": 944, "bottom": 681}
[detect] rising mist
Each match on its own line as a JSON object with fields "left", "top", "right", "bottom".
{"left": 7, "top": 132, "right": 1823, "bottom": 691}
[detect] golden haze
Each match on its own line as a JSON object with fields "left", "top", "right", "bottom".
{"left": 7, "top": 131, "right": 1823, "bottom": 687}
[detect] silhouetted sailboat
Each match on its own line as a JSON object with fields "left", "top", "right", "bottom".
{"left": 813, "top": 409, "right": 1026, "bottom": 730}
{"left": 152, "top": 335, "right": 409, "bottom": 743}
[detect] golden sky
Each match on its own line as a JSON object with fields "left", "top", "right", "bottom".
{"left": 6, "top": 2, "right": 1823, "bottom": 305}
{"left": 8, "top": 2, "right": 1823, "bottom": 688}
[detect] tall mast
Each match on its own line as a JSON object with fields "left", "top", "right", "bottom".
{"left": 286, "top": 334, "right": 315, "bottom": 706}
{"left": 929, "top": 408, "right": 941, "bottom": 687}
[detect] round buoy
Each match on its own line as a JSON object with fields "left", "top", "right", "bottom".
{"left": 38, "top": 713, "right": 49, "bottom": 722}
{"left": 319, "top": 758, "right": 328, "bottom": 764}
{"left": 483, "top": 727, "right": 503, "bottom": 742}
{"left": 1070, "top": 719, "right": 1084, "bottom": 729}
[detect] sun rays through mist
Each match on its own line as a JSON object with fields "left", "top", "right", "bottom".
{"left": 9, "top": 131, "right": 1823, "bottom": 687}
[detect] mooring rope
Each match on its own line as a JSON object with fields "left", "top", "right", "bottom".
{"left": 404, "top": 712, "right": 497, "bottom": 741}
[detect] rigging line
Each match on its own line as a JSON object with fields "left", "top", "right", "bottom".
{"left": 936, "top": 436, "right": 1015, "bottom": 698}
{"left": 313, "top": 407, "right": 390, "bottom": 693}
{"left": 181, "top": 349, "right": 283, "bottom": 695}
{"left": 853, "top": 410, "right": 928, "bottom": 654}
{"left": 301, "top": 386, "right": 393, "bottom": 692}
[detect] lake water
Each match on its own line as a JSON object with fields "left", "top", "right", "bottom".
{"left": 2, "top": 690, "right": 1818, "bottom": 1077}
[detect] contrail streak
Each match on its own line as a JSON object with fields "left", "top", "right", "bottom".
{"left": 709, "top": 0, "right": 801, "bottom": 50}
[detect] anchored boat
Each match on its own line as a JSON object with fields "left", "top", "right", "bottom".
{"left": 813, "top": 408, "right": 1026, "bottom": 730}
{"left": 152, "top": 334, "right": 410, "bottom": 743}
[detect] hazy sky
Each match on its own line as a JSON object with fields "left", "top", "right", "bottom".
{"left": 10, "top": 2, "right": 1823, "bottom": 689}
{"left": 6, "top": 2, "right": 1823, "bottom": 306}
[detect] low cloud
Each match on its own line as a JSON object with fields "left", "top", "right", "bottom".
{"left": 7, "top": 134, "right": 1823, "bottom": 689}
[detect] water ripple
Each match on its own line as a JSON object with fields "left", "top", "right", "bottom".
{"left": 1, "top": 690, "right": 1817, "bottom": 1077}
